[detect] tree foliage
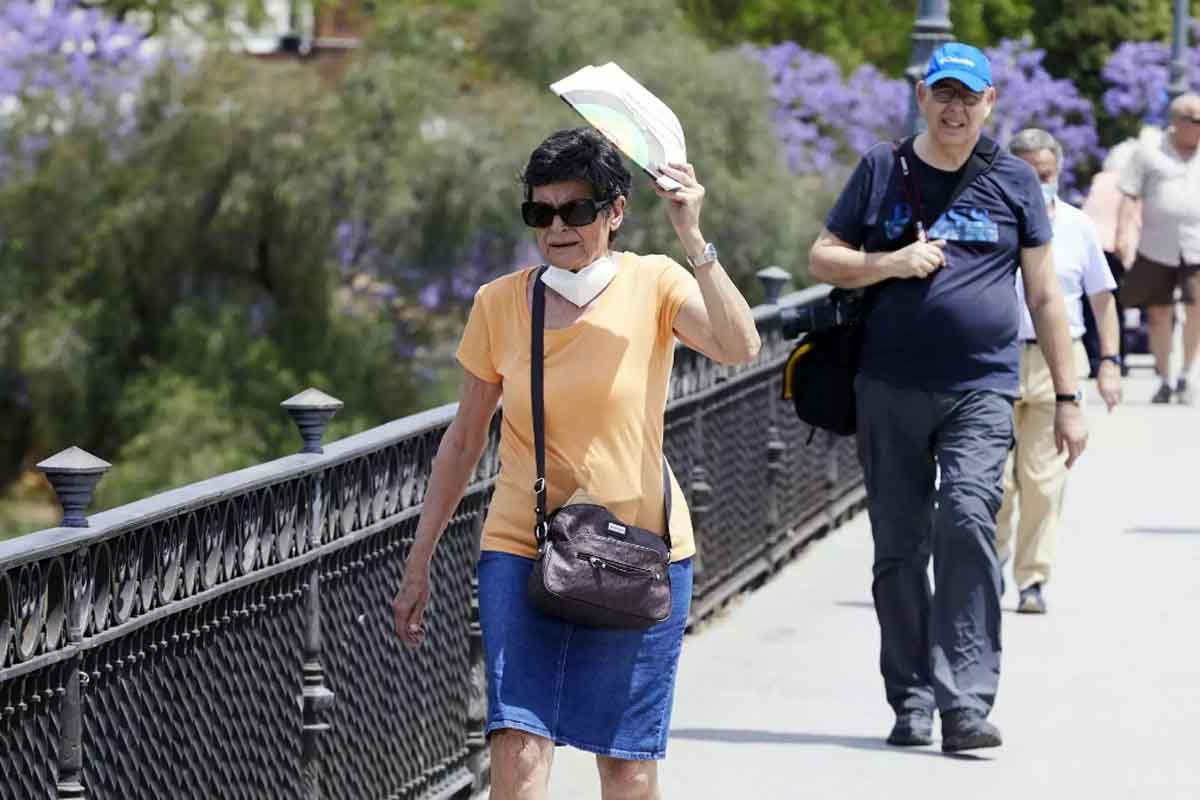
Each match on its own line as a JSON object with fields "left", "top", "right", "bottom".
{"left": 678, "top": 0, "right": 1032, "bottom": 74}
{"left": 343, "top": 0, "right": 823, "bottom": 303}
{"left": 1031, "top": 0, "right": 1180, "bottom": 102}
{"left": 0, "top": 50, "right": 435, "bottom": 526}
{"left": 2, "top": 0, "right": 818, "bottom": 534}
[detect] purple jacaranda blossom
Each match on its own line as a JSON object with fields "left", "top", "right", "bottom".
{"left": 418, "top": 284, "right": 442, "bottom": 309}
{"left": 985, "top": 39, "right": 1101, "bottom": 193}
{"left": 0, "top": 0, "right": 155, "bottom": 166}
{"left": 335, "top": 219, "right": 368, "bottom": 272}
{"left": 755, "top": 40, "right": 1101, "bottom": 194}
{"left": 1102, "top": 26, "right": 1200, "bottom": 126}
{"left": 753, "top": 42, "right": 902, "bottom": 176}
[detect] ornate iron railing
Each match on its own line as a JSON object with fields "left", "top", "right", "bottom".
{"left": 0, "top": 282, "right": 863, "bottom": 799}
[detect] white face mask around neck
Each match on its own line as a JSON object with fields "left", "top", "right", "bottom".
{"left": 540, "top": 254, "right": 617, "bottom": 307}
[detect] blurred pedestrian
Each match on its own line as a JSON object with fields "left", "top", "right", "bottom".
{"left": 1081, "top": 138, "right": 1142, "bottom": 374}
{"left": 998, "top": 128, "right": 1122, "bottom": 616}
{"left": 1115, "top": 95, "right": 1200, "bottom": 403}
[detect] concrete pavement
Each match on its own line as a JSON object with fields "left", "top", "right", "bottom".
{"left": 545, "top": 370, "right": 1200, "bottom": 799}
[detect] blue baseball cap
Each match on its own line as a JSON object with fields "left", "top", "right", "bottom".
{"left": 925, "top": 42, "right": 992, "bottom": 92}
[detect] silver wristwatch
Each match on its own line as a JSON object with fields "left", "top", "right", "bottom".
{"left": 687, "top": 242, "right": 718, "bottom": 269}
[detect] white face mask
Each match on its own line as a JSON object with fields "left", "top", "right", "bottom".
{"left": 541, "top": 254, "right": 617, "bottom": 307}
{"left": 1041, "top": 180, "right": 1058, "bottom": 207}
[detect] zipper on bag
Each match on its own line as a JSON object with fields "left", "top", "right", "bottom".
{"left": 576, "top": 551, "right": 663, "bottom": 580}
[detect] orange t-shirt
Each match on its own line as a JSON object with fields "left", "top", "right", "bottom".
{"left": 455, "top": 251, "right": 697, "bottom": 562}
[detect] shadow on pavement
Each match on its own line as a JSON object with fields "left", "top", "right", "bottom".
{"left": 1125, "top": 526, "right": 1200, "bottom": 535}
{"left": 669, "top": 728, "right": 991, "bottom": 759}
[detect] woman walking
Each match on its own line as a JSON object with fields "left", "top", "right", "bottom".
{"left": 390, "top": 127, "right": 760, "bottom": 799}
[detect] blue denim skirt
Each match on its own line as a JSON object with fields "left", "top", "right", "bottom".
{"left": 477, "top": 550, "right": 693, "bottom": 760}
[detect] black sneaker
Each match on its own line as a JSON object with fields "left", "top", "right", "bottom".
{"left": 887, "top": 712, "right": 934, "bottom": 746}
{"left": 941, "top": 709, "right": 1003, "bottom": 753}
{"left": 1152, "top": 382, "right": 1174, "bottom": 404}
{"left": 1017, "top": 583, "right": 1047, "bottom": 614}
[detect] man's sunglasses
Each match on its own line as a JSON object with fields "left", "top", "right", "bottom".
{"left": 1176, "top": 114, "right": 1200, "bottom": 124}
{"left": 521, "top": 198, "right": 612, "bottom": 228}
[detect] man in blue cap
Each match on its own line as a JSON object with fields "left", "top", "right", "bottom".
{"left": 809, "top": 43, "right": 1088, "bottom": 752}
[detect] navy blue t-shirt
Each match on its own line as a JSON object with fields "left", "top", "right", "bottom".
{"left": 824, "top": 140, "right": 1052, "bottom": 396}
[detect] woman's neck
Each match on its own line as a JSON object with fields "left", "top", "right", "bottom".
{"left": 914, "top": 132, "right": 975, "bottom": 171}
{"left": 560, "top": 249, "right": 613, "bottom": 274}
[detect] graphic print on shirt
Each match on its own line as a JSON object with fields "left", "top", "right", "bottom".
{"left": 884, "top": 202, "right": 913, "bottom": 241}
{"left": 929, "top": 207, "right": 999, "bottom": 242}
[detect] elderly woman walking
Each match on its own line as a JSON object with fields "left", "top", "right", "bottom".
{"left": 390, "top": 127, "right": 760, "bottom": 799}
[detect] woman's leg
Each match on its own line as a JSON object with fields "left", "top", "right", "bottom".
{"left": 489, "top": 730, "right": 554, "bottom": 800}
{"left": 596, "top": 756, "right": 659, "bottom": 800}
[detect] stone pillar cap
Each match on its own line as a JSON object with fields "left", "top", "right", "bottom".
{"left": 36, "top": 447, "right": 112, "bottom": 475}
{"left": 281, "top": 388, "right": 344, "bottom": 411}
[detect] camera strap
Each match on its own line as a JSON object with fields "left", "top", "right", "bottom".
{"left": 893, "top": 135, "right": 1000, "bottom": 244}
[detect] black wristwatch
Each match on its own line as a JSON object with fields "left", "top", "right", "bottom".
{"left": 1055, "top": 389, "right": 1083, "bottom": 406}
{"left": 1099, "top": 354, "right": 1122, "bottom": 367}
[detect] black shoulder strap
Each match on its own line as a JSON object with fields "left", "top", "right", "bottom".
{"left": 949, "top": 134, "right": 1000, "bottom": 210}
{"left": 897, "top": 134, "right": 1000, "bottom": 230}
{"left": 532, "top": 268, "right": 549, "bottom": 544}
{"left": 530, "top": 267, "right": 672, "bottom": 549}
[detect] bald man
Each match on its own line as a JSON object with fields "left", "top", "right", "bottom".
{"left": 1115, "top": 93, "right": 1200, "bottom": 404}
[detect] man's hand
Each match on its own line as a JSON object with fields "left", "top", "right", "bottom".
{"left": 884, "top": 239, "right": 947, "bottom": 280}
{"left": 1097, "top": 362, "right": 1122, "bottom": 412}
{"left": 1054, "top": 403, "right": 1088, "bottom": 468}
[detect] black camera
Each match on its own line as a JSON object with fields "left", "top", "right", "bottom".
{"left": 779, "top": 289, "right": 866, "bottom": 340}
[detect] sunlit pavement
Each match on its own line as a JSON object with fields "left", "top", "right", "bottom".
{"left": 547, "top": 366, "right": 1200, "bottom": 799}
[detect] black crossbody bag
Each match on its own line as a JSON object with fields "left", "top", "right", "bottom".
{"left": 525, "top": 268, "right": 674, "bottom": 629}
{"left": 783, "top": 135, "right": 1001, "bottom": 436}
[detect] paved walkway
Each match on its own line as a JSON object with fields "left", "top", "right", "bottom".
{"left": 547, "top": 369, "right": 1200, "bottom": 799}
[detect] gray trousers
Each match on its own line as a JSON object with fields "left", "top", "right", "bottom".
{"left": 855, "top": 373, "right": 1014, "bottom": 718}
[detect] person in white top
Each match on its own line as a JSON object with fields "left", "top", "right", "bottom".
{"left": 999, "top": 128, "right": 1122, "bottom": 614}
{"left": 1115, "top": 94, "right": 1200, "bottom": 405}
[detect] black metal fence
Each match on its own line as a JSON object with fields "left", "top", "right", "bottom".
{"left": 0, "top": 286, "right": 864, "bottom": 799}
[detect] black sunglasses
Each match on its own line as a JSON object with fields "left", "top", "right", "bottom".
{"left": 1176, "top": 115, "right": 1200, "bottom": 124}
{"left": 521, "top": 198, "right": 612, "bottom": 228}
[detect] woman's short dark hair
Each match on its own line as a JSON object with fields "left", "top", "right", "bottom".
{"left": 521, "top": 127, "right": 632, "bottom": 218}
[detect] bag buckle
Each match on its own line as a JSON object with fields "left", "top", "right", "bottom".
{"left": 532, "top": 477, "right": 546, "bottom": 494}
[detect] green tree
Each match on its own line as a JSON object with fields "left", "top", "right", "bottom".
{"left": 4, "top": 0, "right": 825, "bottom": 536}
{"left": 1, "top": 54, "right": 435, "bottom": 523}
{"left": 1032, "top": 0, "right": 1176, "bottom": 104}
{"left": 351, "top": 0, "right": 823, "bottom": 297}
{"left": 677, "top": 0, "right": 1032, "bottom": 75}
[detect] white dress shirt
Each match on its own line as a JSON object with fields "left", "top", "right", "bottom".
{"left": 1016, "top": 198, "right": 1117, "bottom": 341}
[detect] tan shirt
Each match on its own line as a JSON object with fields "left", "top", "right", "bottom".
{"left": 456, "top": 252, "right": 698, "bottom": 562}
{"left": 1118, "top": 136, "right": 1200, "bottom": 265}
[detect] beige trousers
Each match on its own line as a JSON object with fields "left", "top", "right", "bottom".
{"left": 995, "top": 340, "right": 1089, "bottom": 590}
